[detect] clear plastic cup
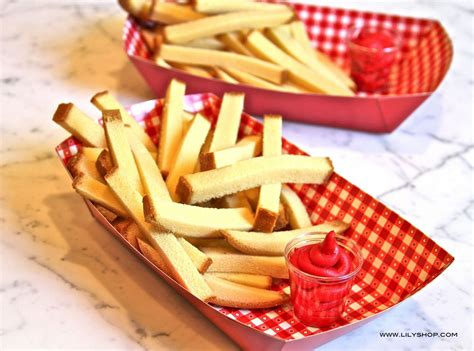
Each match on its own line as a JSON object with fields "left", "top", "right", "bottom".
{"left": 347, "top": 26, "right": 401, "bottom": 94}
{"left": 284, "top": 233, "right": 363, "bottom": 327}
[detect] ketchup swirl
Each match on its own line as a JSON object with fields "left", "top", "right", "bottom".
{"left": 287, "top": 231, "right": 359, "bottom": 327}
{"left": 290, "top": 231, "right": 351, "bottom": 277}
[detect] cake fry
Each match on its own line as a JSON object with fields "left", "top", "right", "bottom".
{"left": 177, "top": 155, "right": 334, "bottom": 204}
{"left": 166, "top": 113, "right": 211, "bottom": 200}
{"left": 221, "top": 221, "right": 350, "bottom": 256}
{"left": 199, "top": 135, "right": 262, "bottom": 171}
{"left": 102, "top": 110, "right": 144, "bottom": 194}
{"left": 208, "top": 92, "right": 244, "bottom": 152}
{"left": 164, "top": 9, "right": 294, "bottom": 44}
{"left": 254, "top": 115, "right": 282, "bottom": 232}
{"left": 91, "top": 91, "right": 156, "bottom": 152}
{"left": 158, "top": 79, "right": 186, "bottom": 176}
{"left": 204, "top": 274, "right": 288, "bottom": 309}
{"left": 159, "top": 45, "right": 287, "bottom": 84}
{"left": 53, "top": 103, "right": 106, "bottom": 148}
{"left": 194, "top": 0, "right": 289, "bottom": 14}
{"left": 245, "top": 31, "right": 354, "bottom": 96}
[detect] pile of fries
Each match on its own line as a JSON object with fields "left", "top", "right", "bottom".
{"left": 120, "top": 0, "right": 355, "bottom": 96}
{"left": 53, "top": 79, "right": 349, "bottom": 308}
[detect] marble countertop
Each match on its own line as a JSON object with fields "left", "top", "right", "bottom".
{"left": 0, "top": 0, "right": 472, "bottom": 350}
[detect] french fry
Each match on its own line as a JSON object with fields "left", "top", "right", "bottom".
{"left": 102, "top": 110, "right": 144, "bottom": 194}
{"left": 178, "top": 237, "right": 213, "bottom": 273}
{"left": 218, "top": 192, "right": 253, "bottom": 212}
{"left": 164, "top": 9, "right": 294, "bottom": 44}
{"left": 244, "top": 187, "right": 259, "bottom": 210}
{"left": 121, "top": 220, "right": 141, "bottom": 249}
{"left": 137, "top": 238, "right": 172, "bottom": 275}
{"left": 245, "top": 187, "right": 289, "bottom": 231}
{"left": 53, "top": 103, "right": 106, "bottom": 148}
{"left": 199, "top": 135, "right": 262, "bottom": 171}
{"left": 119, "top": 1, "right": 205, "bottom": 23}
{"left": 221, "top": 221, "right": 350, "bottom": 256}
{"left": 72, "top": 173, "right": 128, "bottom": 217}
{"left": 67, "top": 151, "right": 103, "bottom": 182}
{"left": 204, "top": 274, "right": 288, "bottom": 309}
{"left": 141, "top": 28, "right": 159, "bottom": 51}
{"left": 261, "top": 117, "right": 281, "bottom": 160}
{"left": 280, "top": 185, "right": 312, "bottom": 229}
{"left": 194, "top": 0, "right": 290, "bottom": 14}
{"left": 177, "top": 155, "right": 334, "bottom": 204}
{"left": 213, "top": 68, "right": 239, "bottom": 84}
{"left": 216, "top": 32, "right": 255, "bottom": 56}
{"left": 166, "top": 113, "right": 211, "bottom": 200}
{"left": 159, "top": 44, "right": 287, "bottom": 84}
{"left": 113, "top": 217, "right": 132, "bottom": 233}
{"left": 182, "top": 110, "right": 194, "bottom": 135}
{"left": 125, "top": 127, "right": 172, "bottom": 202}
{"left": 143, "top": 196, "right": 254, "bottom": 238}
{"left": 290, "top": 20, "right": 355, "bottom": 89}
{"left": 80, "top": 147, "right": 104, "bottom": 162}
{"left": 253, "top": 184, "right": 282, "bottom": 230}
{"left": 91, "top": 91, "right": 157, "bottom": 152}
{"left": 265, "top": 26, "right": 351, "bottom": 94}
{"left": 274, "top": 203, "right": 289, "bottom": 231}
{"left": 149, "top": 3, "right": 206, "bottom": 24}
{"left": 153, "top": 233, "right": 214, "bottom": 302}
{"left": 187, "top": 238, "right": 233, "bottom": 251}
{"left": 288, "top": 21, "right": 313, "bottom": 52}
{"left": 284, "top": 82, "right": 313, "bottom": 94}
{"left": 167, "top": 62, "right": 215, "bottom": 79}
{"left": 207, "top": 272, "right": 272, "bottom": 289}
{"left": 157, "top": 36, "right": 224, "bottom": 74}
{"left": 82, "top": 146, "right": 157, "bottom": 162}
{"left": 155, "top": 56, "right": 172, "bottom": 68}
{"left": 203, "top": 246, "right": 288, "bottom": 279}
{"left": 158, "top": 79, "right": 186, "bottom": 176}
{"left": 126, "top": 123, "right": 172, "bottom": 205}
{"left": 245, "top": 188, "right": 293, "bottom": 233}
{"left": 208, "top": 92, "right": 244, "bottom": 152}
{"left": 104, "top": 168, "right": 214, "bottom": 302}
{"left": 96, "top": 205, "right": 119, "bottom": 223}
{"left": 95, "top": 149, "right": 114, "bottom": 178}
{"left": 222, "top": 67, "right": 297, "bottom": 93}
{"left": 118, "top": 0, "right": 152, "bottom": 20}
{"left": 185, "top": 37, "right": 226, "bottom": 50}
{"left": 245, "top": 30, "right": 354, "bottom": 96}
{"left": 254, "top": 115, "right": 282, "bottom": 233}
{"left": 135, "top": 227, "right": 211, "bottom": 273}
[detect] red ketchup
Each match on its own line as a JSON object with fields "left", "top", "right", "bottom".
{"left": 287, "top": 231, "right": 360, "bottom": 327}
{"left": 347, "top": 27, "right": 400, "bottom": 93}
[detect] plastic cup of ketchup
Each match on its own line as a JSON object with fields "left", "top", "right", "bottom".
{"left": 347, "top": 26, "right": 401, "bottom": 94}
{"left": 284, "top": 231, "right": 363, "bottom": 328}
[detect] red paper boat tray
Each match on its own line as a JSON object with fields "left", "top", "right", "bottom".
{"left": 55, "top": 93, "right": 454, "bottom": 350}
{"left": 122, "top": 1, "right": 453, "bottom": 133}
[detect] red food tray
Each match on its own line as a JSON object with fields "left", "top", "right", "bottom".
{"left": 122, "top": 1, "right": 452, "bottom": 133}
{"left": 55, "top": 93, "right": 453, "bottom": 350}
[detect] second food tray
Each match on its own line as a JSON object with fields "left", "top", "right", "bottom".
{"left": 123, "top": 2, "right": 452, "bottom": 133}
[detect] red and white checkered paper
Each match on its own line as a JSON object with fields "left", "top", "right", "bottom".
{"left": 123, "top": 1, "right": 452, "bottom": 96}
{"left": 55, "top": 94, "right": 454, "bottom": 341}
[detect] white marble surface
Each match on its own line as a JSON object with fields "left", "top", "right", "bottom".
{"left": 0, "top": 0, "right": 472, "bottom": 350}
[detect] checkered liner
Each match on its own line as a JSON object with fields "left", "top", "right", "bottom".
{"left": 55, "top": 94, "right": 454, "bottom": 341}
{"left": 122, "top": 1, "right": 452, "bottom": 96}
